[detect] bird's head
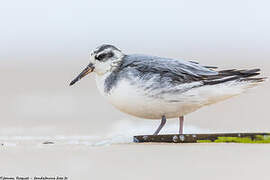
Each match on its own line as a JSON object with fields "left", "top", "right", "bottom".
{"left": 70, "top": 44, "right": 124, "bottom": 86}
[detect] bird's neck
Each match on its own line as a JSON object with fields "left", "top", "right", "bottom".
{"left": 95, "top": 70, "right": 117, "bottom": 96}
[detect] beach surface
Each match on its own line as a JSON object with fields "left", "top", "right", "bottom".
{"left": 1, "top": 141, "right": 270, "bottom": 180}
{"left": 0, "top": 60, "right": 269, "bottom": 180}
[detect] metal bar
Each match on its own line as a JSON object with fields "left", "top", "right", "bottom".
{"left": 134, "top": 133, "right": 270, "bottom": 143}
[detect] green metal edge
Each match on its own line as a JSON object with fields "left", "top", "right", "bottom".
{"left": 197, "top": 135, "right": 270, "bottom": 144}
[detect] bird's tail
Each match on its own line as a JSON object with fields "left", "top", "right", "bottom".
{"left": 204, "top": 68, "right": 266, "bottom": 87}
{"left": 197, "top": 69, "right": 266, "bottom": 108}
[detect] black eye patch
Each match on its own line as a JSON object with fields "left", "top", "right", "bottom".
{"left": 96, "top": 52, "right": 114, "bottom": 61}
{"left": 96, "top": 53, "right": 106, "bottom": 60}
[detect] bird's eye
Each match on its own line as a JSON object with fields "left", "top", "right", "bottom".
{"left": 96, "top": 53, "right": 106, "bottom": 61}
{"left": 96, "top": 52, "right": 114, "bottom": 61}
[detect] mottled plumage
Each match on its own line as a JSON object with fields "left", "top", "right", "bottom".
{"left": 70, "top": 44, "right": 265, "bottom": 134}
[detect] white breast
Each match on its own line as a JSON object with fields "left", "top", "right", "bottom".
{"left": 95, "top": 73, "right": 201, "bottom": 119}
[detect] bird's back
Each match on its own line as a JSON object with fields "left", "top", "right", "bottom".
{"left": 120, "top": 54, "right": 264, "bottom": 88}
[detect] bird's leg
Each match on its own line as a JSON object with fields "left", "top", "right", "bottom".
{"left": 153, "top": 115, "right": 167, "bottom": 135}
{"left": 179, "top": 116, "right": 184, "bottom": 134}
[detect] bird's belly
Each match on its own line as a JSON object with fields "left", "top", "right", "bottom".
{"left": 96, "top": 72, "right": 253, "bottom": 119}
{"left": 103, "top": 80, "right": 200, "bottom": 119}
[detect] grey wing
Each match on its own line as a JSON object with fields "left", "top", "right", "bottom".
{"left": 121, "top": 54, "right": 218, "bottom": 83}
{"left": 119, "top": 54, "right": 263, "bottom": 102}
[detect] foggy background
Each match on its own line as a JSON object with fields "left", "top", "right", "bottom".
{"left": 0, "top": 0, "right": 269, "bottom": 136}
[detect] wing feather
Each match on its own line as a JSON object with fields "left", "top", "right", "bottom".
{"left": 120, "top": 54, "right": 263, "bottom": 85}
{"left": 121, "top": 54, "right": 218, "bottom": 83}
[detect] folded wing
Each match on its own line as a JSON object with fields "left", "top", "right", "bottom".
{"left": 122, "top": 54, "right": 219, "bottom": 84}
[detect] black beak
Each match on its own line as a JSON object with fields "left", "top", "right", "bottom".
{"left": 69, "top": 63, "right": 95, "bottom": 86}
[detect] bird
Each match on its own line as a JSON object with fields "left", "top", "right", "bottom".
{"left": 70, "top": 44, "right": 265, "bottom": 135}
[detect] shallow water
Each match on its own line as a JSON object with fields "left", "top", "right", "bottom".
{"left": 0, "top": 122, "right": 211, "bottom": 147}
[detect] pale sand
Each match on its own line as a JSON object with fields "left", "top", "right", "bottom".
{"left": 0, "top": 60, "right": 269, "bottom": 179}
{"left": 0, "top": 143, "right": 270, "bottom": 180}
